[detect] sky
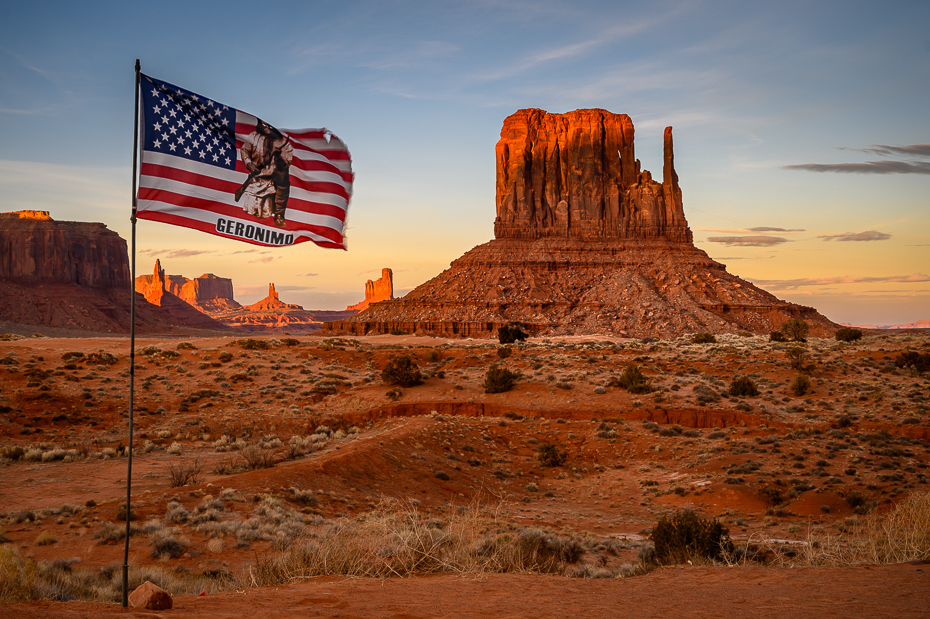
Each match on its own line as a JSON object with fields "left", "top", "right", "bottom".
{"left": 1, "top": 0, "right": 928, "bottom": 326}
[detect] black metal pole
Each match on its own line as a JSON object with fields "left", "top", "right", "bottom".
{"left": 123, "top": 58, "right": 141, "bottom": 608}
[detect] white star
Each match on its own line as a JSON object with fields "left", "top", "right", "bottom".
{"left": 169, "top": 125, "right": 177, "bottom": 135}
{"left": 154, "top": 122, "right": 162, "bottom": 131}
{"left": 168, "top": 143, "right": 177, "bottom": 152}
{"left": 199, "top": 151, "right": 205, "bottom": 159}
{"left": 168, "top": 108, "right": 177, "bottom": 118}
{"left": 212, "top": 153, "right": 218, "bottom": 162}
{"left": 177, "top": 119, "right": 185, "bottom": 128}
{"left": 185, "top": 130, "right": 192, "bottom": 139}
{"left": 207, "top": 100, "right": 214, "bottom": 107}
{"left": 225, "top": 157, "right": 231, "bottom": 165}
{"left": 206, "top": 143, "right": 213, "bottom": 152}
{"left": 151, "top": 88, "right": 159, "bottom": 96}
{"left": 154, "top": 139, "right": 162, "bottom": 148}
{"left": 153, "top": 105, "right": 161, "bottom": 114}
{"left": 184, "top": 147, "right": 192, "bottom": 155}
{"left": 177, "top": 135, "right": 185, "bottom": 144}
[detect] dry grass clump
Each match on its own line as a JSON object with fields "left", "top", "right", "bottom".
{"left": 166, "top": 457, "right": 204, "bottom": 487}
{"left": 247, "top": 502, "right": 585, "bottom": 587}
{"left": 0, "top": 545, "right": 227, "bottom": 604}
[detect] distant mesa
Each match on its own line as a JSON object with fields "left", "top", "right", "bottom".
{"left": 132, "top": 260, "right": 229, "bottom": 330}
{"left": 324, "top": 108, "right": 837, "bottom": 338}
{"left": 0, "top": 211, "right": 223, "bottom": 334}
{"left": 346, "top": 268, "right": 394, "bottom": 312}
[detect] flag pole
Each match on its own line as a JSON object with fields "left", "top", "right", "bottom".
{"left": 123, "top": 58, "right": 141, "bottom": 608}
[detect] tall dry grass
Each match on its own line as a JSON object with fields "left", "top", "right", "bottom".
{"left": 247, "top": 502, "right": 582, "bottom": 587}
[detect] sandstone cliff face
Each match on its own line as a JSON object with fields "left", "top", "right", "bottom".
{"left": 245, "top": 284, "right": 303, "bottom": 311}
{"left": 346, "top": 268, "right": 394, "bottom": 312}
{"left": 324, "top": 109, "right": 837, "bottom": 339}
{"left": 494, "top": 109, "right": 690, "bottom": 243}
{"left": 0, "top": 211, "right": 130, "bottom": 288}
{"left": 136, "top": 260, "right": 240, "bottom": 312}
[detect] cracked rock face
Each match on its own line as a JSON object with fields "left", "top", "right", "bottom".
{"left": 324, "top": 109, "right": 837, "bottom": 338}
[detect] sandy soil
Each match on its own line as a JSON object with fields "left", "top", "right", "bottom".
{"left": 7, "top": 564, "right": 930, "bottom": 618}
{"left": 1, "top": 330, "right": 928, "bottom": 614}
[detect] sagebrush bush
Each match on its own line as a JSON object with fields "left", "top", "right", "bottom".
{"left": 497, "top": 346, "right": 512, "bottom": 359}
{"left": 497, "top": 322, "right": 528, "bottom": 345}
{"left": 650, "top": 510, "right": 733, "bottom": 565}
{"left": 537, "top": 443, "right": 567, "bottom": 467}
{"left": 728, "top": 376, "right": 759, "bottom": 397}
{"left": 769, "top": 331, "right": 787, "bottom": 342}
{"left": 835, "top": 327, "right": 863, "bottom": 342}
{"left": 381, "top": 355, "right": 423, "bottom": 387}
{"left": 609, "top": 364, "right": 653, "bottom": 394}
{"left": 790, "top": 374, "right": 811, "bottom": 397}
{"left": 691, "top": 332, "right": 717, "bottom": 344}
{"left": 484, "top": 366, "right": 519, "bottom": 394}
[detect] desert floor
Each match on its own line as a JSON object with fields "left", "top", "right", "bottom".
{"left": 1, "top": 330, "right": 928, "bottom": 615}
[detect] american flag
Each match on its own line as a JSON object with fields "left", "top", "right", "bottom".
{"left": 136, "top": 73, "right": 352, "bottom": 249}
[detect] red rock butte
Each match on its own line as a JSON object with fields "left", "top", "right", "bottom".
{"left": 324, "top": 109, "right": 836, "bottom": 338}
{"left": 346, "top": 268, "right": 394, "bottom": 312}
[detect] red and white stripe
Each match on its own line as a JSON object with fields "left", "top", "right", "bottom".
{"left": 137, "top": 111, "right": 353, "bottom": 249}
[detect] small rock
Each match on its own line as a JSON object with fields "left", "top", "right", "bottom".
{"left": 128, "top": 581, "right": 173, "bottom": 610}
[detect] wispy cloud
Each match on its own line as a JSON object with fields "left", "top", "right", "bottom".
{"left": 753, "top": 273, "right": 930, "bottom": 290}
{"left": 248, "top": 256, "right": 280, "bottom": 264}
{"left": 140, "top": 248, "right": 215, "bottom": 259}
{"left": 696, "top": 226, "right": 804, "bottom": 234}
{"left": 304, "top": 272, "right": 319, "bottom": 277}
{"left": 785, "top": 161, "right": 930, "bottom": 174}
{"left": 786, "top": 143, "right": 930, "bottom": 175}
{"left": 706, "top": 235, "right": 789, "bottom": 247}
{"left": 819, "top": 231, "right": 891, "bottom": 242}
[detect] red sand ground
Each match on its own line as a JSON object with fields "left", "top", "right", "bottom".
{"left": 1, "top": 331, "right": 928, "bottom": 616}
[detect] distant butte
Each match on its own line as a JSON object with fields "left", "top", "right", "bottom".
{"left": 324, "top": 108, "right": 837, "bottom": 338}
{"left": 346, "top": 268, "right": 394, "bottom": 312}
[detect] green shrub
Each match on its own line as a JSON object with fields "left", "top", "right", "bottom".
{"left": 610, "top": 364, "right": 653, "bottom": 394}
{"left": 381, "top": 356, "right": 423, "bottom": 387}
{"left": 650, "top": 510, "right": 733, "bottom": 565}
{"left": 537, "top": 443, "right": 567, "bottom": 467}
{"left": 484, "top": 366, "right": 519, "bottom": 394}
{"left": 790, "top": 374, "right": 811, "bottom": 396}
{"left": 497, "top": 322, "right": 528, "bottom": 345}
{"left": 835, "top": 327, "right": 863, "bottom": 342}
{"left": 691, "top": 332, "right": 717, "bottom": 344}
{"left": 728, "top": 376, "right": 759, "bottom": 397}
{"left": 769, "top": 331, "right": 787, "bottom": 342}
{"left": 781, "top": 318, "right": 809, "bottom": 342}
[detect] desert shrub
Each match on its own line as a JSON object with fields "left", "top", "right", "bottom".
{"left": 61, "top": 351, "right": 85, "bottom": 361}
{"left": 1, "top": 445, "right": 24, "bottom": 461}
{"left": 218, "top": 351, "right": 233, "bottom": 363}
{"left": 176, "top": 342, "right": 197, "bottom": 350}
{"left": 151, "top": 536, "right": 186, "bottom": 559}
{"left": 894, "top": 351, "right": 930, "bottom": 374}
{"left": 728, "top": 376, "right": 759, "bottom": 397}
{"left": 34, "top": 532, "right": 56, "bottom": 546}
{"left": 610, "top": 364, "right": 653, "bottom": 394}
{"left": 650, "top": 510, "right": 733, "bottom": 565}
{"left": 790, "top": 374, "right": 811, "bottom": 397}
{"left": 537, "top": 443, "right": 567, "bottom": 467}
{"left": 85, "top": 351, "right": 118, "bottom": 365}
{"left": 857, "top": 491, "right": 930, "bottom": 563}
{"left": 497, "top": 322, "right": 528, "bottom": 345}
{"left": 781, "top": 318, "right": 809, "bottom": 342}
{"left": 426, "top": 350, "right": 441, "bottom": 363}
{"left": 786, "top": 347, "right": 807, "bottom": 371}
{"left": 381, "top": 356, "right": 423, "bottom": 388}
{"left": 484, "top": 366, "right": 519, "bottom": 394}
{"left": 759, "top": 485, "right": 784, "bottom": 506}
{"left": 496, "top": 346, "right": 512, "bottom": 359}
{"left": 769, "top": 331, "right": 787, "bottom": 342}
{"left": 691, "top": 332, "right": 717, "bottom": 344}
{"left": 166, "top": 457, "right": 204, "bottom": 487}
{"left": 240, "top": 445, "right": 276, "bottom": 470}
{"left": 835, "top": 327, "right": 863, "bottom": 342}
{"left": 234, "top": 339, "right": 271, "bottom": 350}
{"left": 280, "top": 338, "right": 300, "bottom": 347}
